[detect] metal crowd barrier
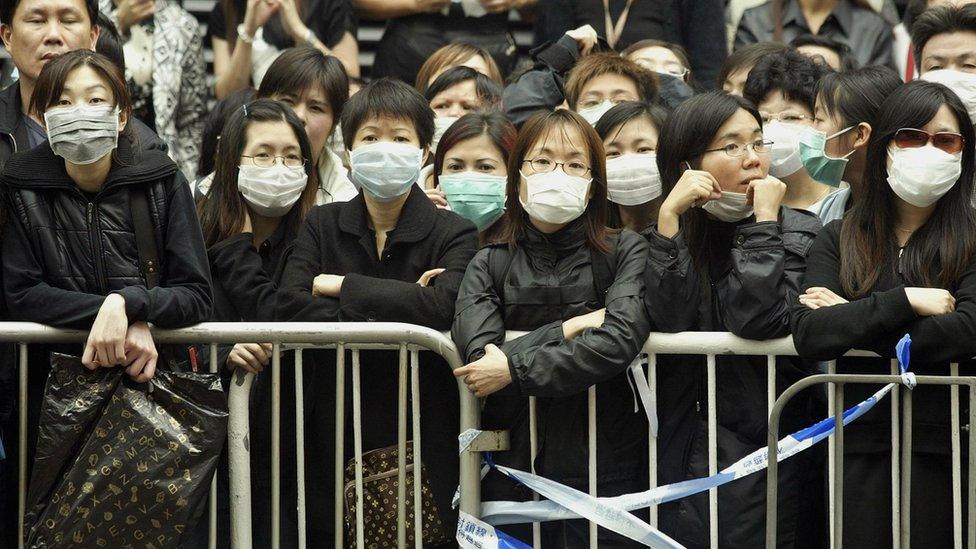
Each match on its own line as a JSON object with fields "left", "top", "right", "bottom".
{"left": 2, "top": 321, "right": 480, "bottom": 549}
{"left": 5, "top": 323, "right": 973, "bottom": 548}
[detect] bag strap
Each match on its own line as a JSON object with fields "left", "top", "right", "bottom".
{"left": 488, "top": 245, "right": 515, "bottom": 305}
{"left": 129, "top": 187, "right": 160, "bottom": 289}
{"left": 589, "top": 244, "right": 615, "bottom": 309}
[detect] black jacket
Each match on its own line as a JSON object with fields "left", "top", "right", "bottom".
{"left": 643, "top": 207, "right": 824, "bottom": 548}
{"left": 452, "top": 221, "right": 650, "bottom": 497}
{"left": 0, "top": 82, "right": 168, "bottom": 171}
{"left": 1, "top": 137, "right": 212, "bottom": 329}
{"left": 791, "top": 219, "right": 974, "bottom": 547}
{"left": 276, "top": 186, "right": 478, "bottom": 537}
{"left": 533, "top": 0, "right": 727, "bottom": 88}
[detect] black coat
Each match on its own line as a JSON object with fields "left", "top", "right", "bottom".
{"left": 1, "top": 137, "right": 212, "bottom": 329}
{"left": 643, "top": 207, "right": 824, "bottom": 548}
{"left": 451, "top": 219, "right": 650, "bottom": 545}
{"left": 791, "top": 219, "right": 974, "bottom": 548}
{"left": 276, "top": 186, "right": 478, "bottom": 538}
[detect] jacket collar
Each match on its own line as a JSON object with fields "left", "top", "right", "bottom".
{"left": 522, "top": 215, "right": 587, "bottom": 257}
{"left": 783, "top": 0, "right": 853, "bottom": 37}
{"left": 338, "top": 185, "right": 437, "bottom": 245}
{"left": 0, "top": 134, "right": 177, "bottom": 191}
{"left": 0, "top": 81, "right": 22, "bottom": 135}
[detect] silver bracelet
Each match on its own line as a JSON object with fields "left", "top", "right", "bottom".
{"left": 236, "top": 23, "right": 255, "bottom": 44}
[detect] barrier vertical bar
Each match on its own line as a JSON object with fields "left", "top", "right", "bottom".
{"left": 968, "top": 382, "right": 975, "bottom": 549}
{"left": 334, "top": 344, "right": 346, "bottom": 549}
{"left": 649, "top": 353, "right": 658, "bottom": 528}
{"left": 826, "top": 360, "right": 836, "bottom": 544}
{"left": 295, "top": 349, "right": 307, "bottom": 549}
{"left": 17, "top": 344, "right": 27, "bottom": 549}
{"left": 891, "top": 359, "right": 901, "bottom": 549}
{"left": 529, "top": 396, "right": 541, "bottom": 548}
{"left": 833, "top": 382, "right": 844, "bottom": 548}
{"left": 900, "top": 386, "right": 912, "bottom": 547}
{"left": 588, "top": 386, "right": 598, "bottom": 549}
{"left": 767, "top": 354, "right": 776, "bottom": 416}
{"left": 353, "top": 350, "right": 365, "bottom": 549}
{"left": 272, "top": 342, "right": 281, "bottom": 549}
{"left": 410, "top": 350, "right": 422, "bottom": 549}
{"left": 397, "top": 345, "right": 408, "bottom": 549}
{"left": 707, "top": 354, "right": 718, "bottom": 548}
{"left": 229, "top": 369, "right": 255, "bottom": 548}
{"left": 950, "top": 363, "right": 962, "bottom": 549}
{"left": 209, "top": 344, "right": 218, "bottom": 549}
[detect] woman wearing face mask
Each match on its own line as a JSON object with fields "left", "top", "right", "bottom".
{"left": 452, "top": 109, "right": 651, "bottom": 547}
{"left": 595, "top": 101, "right": 668, "bottom": 232}
{"left": 0, "top": 50, "right": 212, "bottom": 482}
{"left": 196, "top": 98, "right": 315, "bottom": 546}
{"left": 432, "top": 111, "right": 514, "bottom": 244}
{"left": 277, "top": 78, "right": 478, "bottom": 544}
{"left": 808, "top": 66, "right": 903, "bottom": 219}
{"left": 645, "top": 91, "right": 823, "bottom": 547}
{"left": 793, "top": 80, "right": 976, "bottom": 548}
{"left": 422, "top": 67, "right": 503, "bottom": 206}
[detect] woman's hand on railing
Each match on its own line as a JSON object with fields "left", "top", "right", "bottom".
{"left": 454, "top": 344, "right": 511, "bottom": 398}
{"left": 227, "top": 343, "right": 272, "bottom": 374}
{"left": 798, "top": 287, "right": 849, "bottom": 310}
{"left": 312, "top": 274, "right": 344, "bottom": 297}
{"left": 905, "top": 287, "right": 956, "bottom": 316}
{"left": 123, "top": 322, "right": 159, "bottom": 383}
{"left": 562, "top": 308, "right": 606, "bottom": 339}
{"left": 417, "top": 268, "right": 446, "bottom": 287}
{"left": 82, "top": 293, "right": 129, "bottom": 369}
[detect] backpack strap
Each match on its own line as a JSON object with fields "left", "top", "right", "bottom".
{"left": 589, "top": 245, "right": 614, "bottom": 309}
{"left": 129, "top": 187, "right": 160, "bottom": 289}
{"left": 488, "top": 244, "right": 515, "bottom": 305}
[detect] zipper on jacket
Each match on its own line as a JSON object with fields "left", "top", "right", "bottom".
{"left": 85, "top": 201, "right": 109, "bottom": 294}
{"left": 898, "top": 247, "right": 904, "bottom": 275}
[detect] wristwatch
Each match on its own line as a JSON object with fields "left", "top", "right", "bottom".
{"left": 236, "top": 23, "right": 255, "bottom": 44}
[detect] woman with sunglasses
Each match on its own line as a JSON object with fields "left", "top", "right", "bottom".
{"left": 792, "top": 80, "right": 976, "bottom": 547}
{"left": 645, "top": 90, "right": 823, "bottom": 547}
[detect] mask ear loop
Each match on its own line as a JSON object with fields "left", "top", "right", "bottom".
{"left": 825, "top": 126, "right": 857, "bottom": 160}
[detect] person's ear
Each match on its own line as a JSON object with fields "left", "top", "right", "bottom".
{"left": 118, "top": 109, "right": 128, "bottom": 134}
{"left": 1, "top": 24, "right": 13, "bottom": 50}
{"left": 852, "top": 122, "right": 871, "bottom": 150}
{"left": 421, "top": 146, "right": 430, "bottom": 165}
{"left": 89, "top": 23, "right": 101, "bottom": 51}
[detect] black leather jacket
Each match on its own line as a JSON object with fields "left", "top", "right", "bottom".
{"left": 452, "top": 220, "right": 651, "bottom": 490}
{"left": 1, "top": 138, "right": 212, "bottom": 329}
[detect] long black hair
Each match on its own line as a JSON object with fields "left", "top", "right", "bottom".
{"left": 840, "top": 80, "right": 976, "bottom": 296}
{"left": 656, "top": 91, "right": 763, "bottom": 272}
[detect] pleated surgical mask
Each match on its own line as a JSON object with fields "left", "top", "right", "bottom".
{"left": 44, "top": 104, "right": 120, "bottom": 165}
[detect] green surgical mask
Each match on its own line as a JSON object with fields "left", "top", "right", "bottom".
{"left": 798, "top": 126, "right": 855, "bottom": 187}
{"left": 439, "top": 172, "right": 507, "bottom": 230}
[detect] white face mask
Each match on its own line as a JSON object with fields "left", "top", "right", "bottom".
{"left": 763, "top": 121, "right": 806, "bottom": 178}
{"left": 237, "top": 164, "right": 309, "bottom": 217}
{"left": 702, "top": 191, "right": 753, "bottom": 222}
{"left": 350, "top": 142, "right": 423, "bottom": 202}
{"left": 44, "top": 104, "right": 120, "bottom": 165}
{"left": 431, "top": 116, "right": 459, "bottom": 154}
{"left": 577, "top": 100, "right": 615, "bottom": 126}
{"left": 519, "top": 170, "right": 591, "bottom": 225}
{"left": 605, "top": 153, "right": 662, "bottom": 206}
{"left": 887, "top": 145, "right": 962, "bottom": 207}
{"left": 921, "top": 70, "right": 976, "bottom": 125}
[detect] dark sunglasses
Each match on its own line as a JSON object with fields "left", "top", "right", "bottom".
{"left": 892, "top": 128, "right": 966, "bottom": 155}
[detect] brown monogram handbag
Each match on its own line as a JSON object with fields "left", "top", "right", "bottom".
{"left": 342, "top": 441, "right": 449, "bottom": 548}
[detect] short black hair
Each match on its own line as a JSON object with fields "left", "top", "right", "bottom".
{"left": 790, "top": 33, "right": 856, "bottom": 71}
{"left": 1, "top": 0, "right": 99, "bottom": 29}
{"left": 340, "top": 77, "right": 435, "bottom": 149}
{"left": 423, "top": 65, "right": 503, "bottom": 110}
{"left": 257, "top": 47, "right": 348, "bottom": 125}
{"left": 94, "top": 12, "right": 123, "bottom": 73}
{"left": 721, "top": 42, "right": 791, "bottom": 85}
{"left": 911, "top": 3, "right": 976, "bottom": 67}
{"left": 743, "top": 49, "right": 829, "bottom": 113}
{"left": 197, "top": 87, "right": 256, "bottom": 177}
{"left": 815, "top": 65, "right": 902, "bottom": 130}
{"left": 593, "top": 101, "right": 668, "bottom": 141}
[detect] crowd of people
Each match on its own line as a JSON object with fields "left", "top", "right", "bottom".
{"left": 0, "top": 0, "right": 975, "bottom": 547}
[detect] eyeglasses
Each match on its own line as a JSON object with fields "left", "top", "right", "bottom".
{"left": 760, "top": 112, "right": 813, "bottom": 124}
{"left": 522, "top": 157, "right": 591, "bottom": 178}
{"left": 242, "top": 153, "right": 306, "bottom": 169}
{"left": 633, "top": 58, "right": 689, "bottom": 78}
{"left": 702, "top": 140, "right": 772, "bottom": 158}
{"left": 892, "top": 128, "right": 965, "bottom": 155}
